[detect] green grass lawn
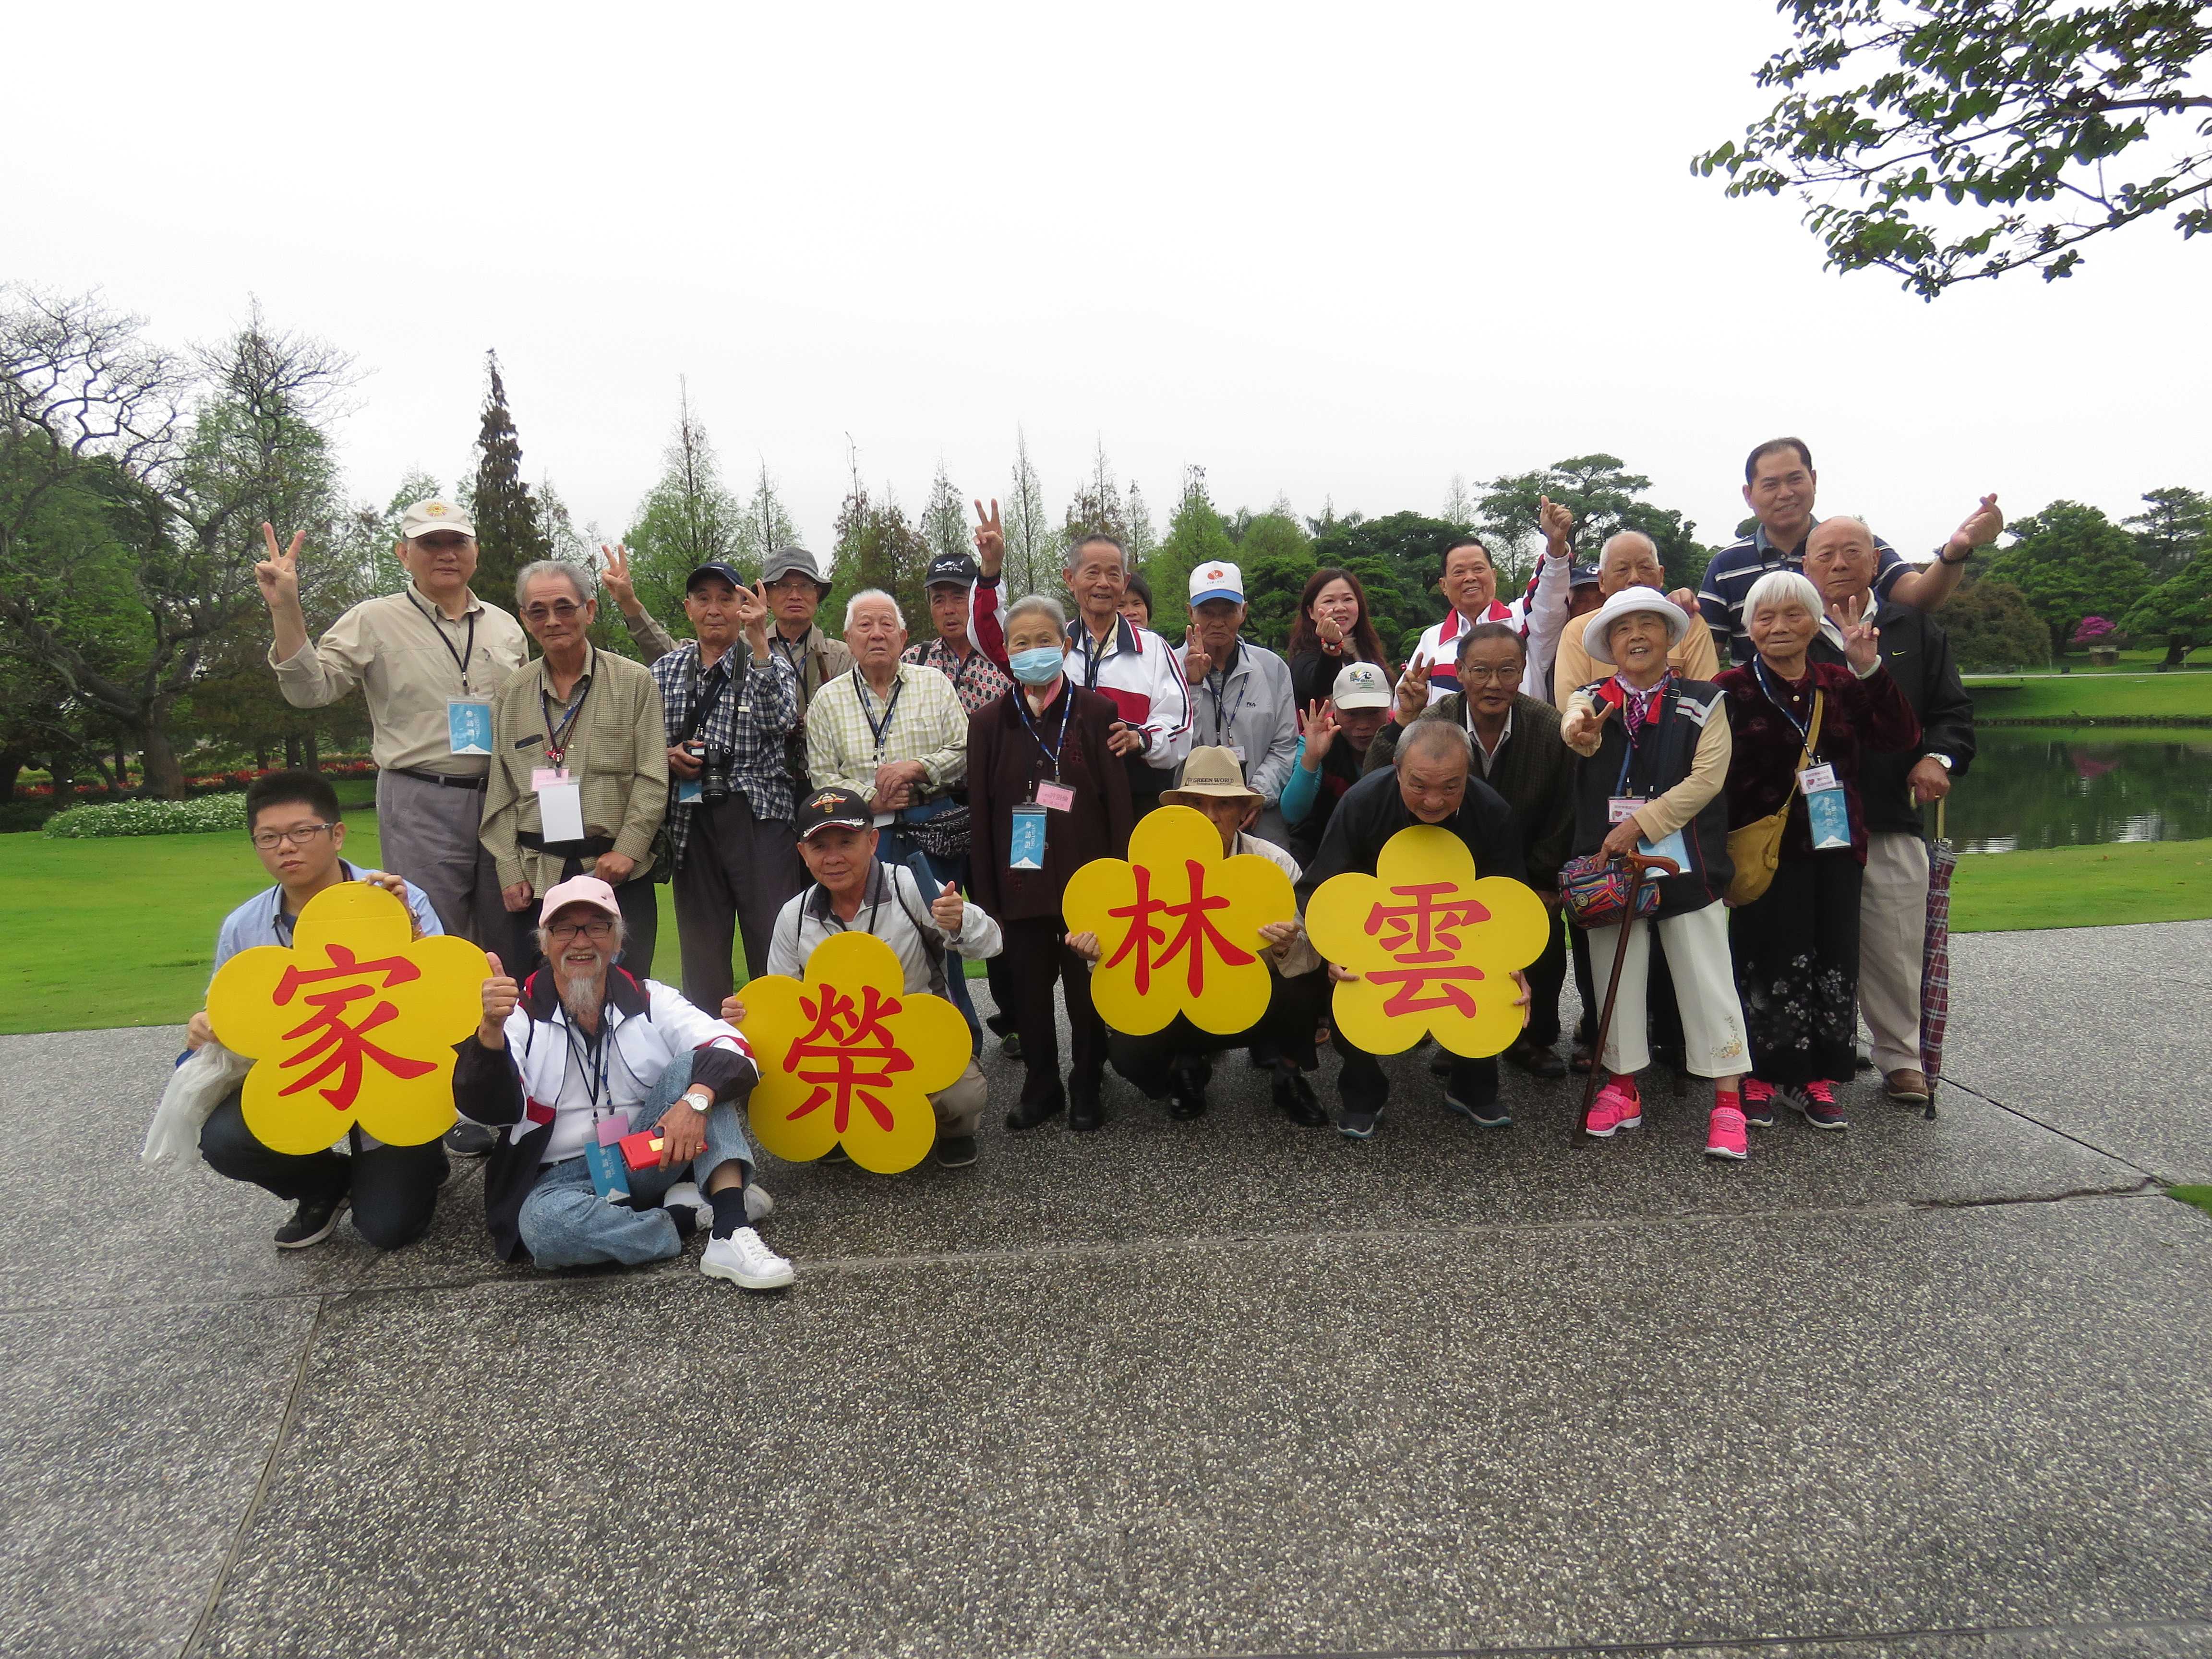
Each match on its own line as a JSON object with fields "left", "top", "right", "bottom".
{"left": 1965, "top": 673, "right": 2212, "bottom": 722}
{"left": 5, "top": 807, "right": 981, "bottom": 1036}
{"left": 1950, "top": 838, "right": 2212, "bottom": 932}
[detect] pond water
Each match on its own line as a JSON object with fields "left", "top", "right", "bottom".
{"left": 1949, "top": 727, "right": 2212, "bottom": 853}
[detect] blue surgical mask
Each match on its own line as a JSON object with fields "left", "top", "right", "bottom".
{"left": 1010, "top": 647, "right": 1064, "bottom": 686}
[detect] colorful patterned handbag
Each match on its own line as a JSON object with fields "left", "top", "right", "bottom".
{"left": 1559, "top": 852, "right": 1663, "bottom": 930}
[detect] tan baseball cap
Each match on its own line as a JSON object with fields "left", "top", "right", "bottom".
{"left": 1162, "top": 746, "right": 1263, "bottom": 808}
{"left": 400, "top": 498, "right": 477, "bottom": 541}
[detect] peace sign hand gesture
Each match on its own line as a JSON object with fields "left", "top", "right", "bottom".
{"left": 599, "top": 542, "right": 640, "bottom": 616}
{"left": 1394, "top": 654, "right": 1431, "bottom": 725}
{"left": 255, "top": 522, "right": 303, "bottom": 610}
{"left": 972, "top": 499, "right": 1005, "bottom": 578}
{"left": 1299, "top": 698, "right": 1339, "bottom": 765}
{"left": 1829, "top": 600, "right": 1882, "bottom": 673}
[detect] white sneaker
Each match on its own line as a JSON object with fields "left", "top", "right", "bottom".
{"left": 744, "top": 1182, "right": 774, "bottom": 1222}
{"left": 700, "top": 1226, "right": 795, "bottom": 1291}
{"left": 661, "top": 1181, "right": 708, "bottom": 1229}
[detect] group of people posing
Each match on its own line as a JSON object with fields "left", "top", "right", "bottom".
{"left": 181, "top": 436, "right": 1995, "bottom": 1292}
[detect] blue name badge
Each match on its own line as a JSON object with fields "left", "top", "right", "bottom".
{"left": 1804, "top": 786, "right": 1852, "bottom": 851}
{"left": 447, "top": 697, "right": 494, "bottom": 756}
{"left": 675, "top": 779, "right": 703, "bottom": 805}
{"left": 1637, "top": 826, "right": 1692, "bottom": 871}
{"left": 1008, "top": 804, "right": 1047, "bottom": 870}
{"left": 582, "top": 1136, "right": 631, "bottom": 1204}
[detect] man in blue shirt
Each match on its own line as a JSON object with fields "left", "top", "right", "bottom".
{"left": 185, "top": 771, "right": 450, "bottom": 1250}
{"left": 1698, "top": 436, "right": 2002, "bottom": 664}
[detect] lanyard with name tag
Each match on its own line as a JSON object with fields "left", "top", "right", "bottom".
{"left": 532, "top": 766, "right": 585, "bottom": 842}
{"left": 447, "top": 697, "right": 494, "bottom": 756}
{"left": 1008, "top": 804, "right": 1047, "bottom": 870}
{"left": 1798, "top": 763, "right": 1851, "bottom": 849}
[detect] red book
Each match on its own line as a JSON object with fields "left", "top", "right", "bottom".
{"left": 618, "top": 1128, "right": 667, "bottom": 1172}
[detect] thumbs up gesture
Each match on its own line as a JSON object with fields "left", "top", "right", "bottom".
{"left": 929, "top": 879, "right": 965, "bottom": 935}
{"left": 479, "top": 952, "right": 520, "bottom": 1044}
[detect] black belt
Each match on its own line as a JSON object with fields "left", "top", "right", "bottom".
{"left": 394, "top": 767, "right": 488, "bottom": 792}
{"left": 518, "top": 831, "right": 616, "bottom": 857}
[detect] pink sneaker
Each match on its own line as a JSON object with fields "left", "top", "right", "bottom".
{"left": 1584, "top": 1080, "right": 1643, "bottom": 1138}
{"left": 1706, "top": 1103, "right": 1749, "bottom": 1161}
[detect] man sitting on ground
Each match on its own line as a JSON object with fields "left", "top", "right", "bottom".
{"left": 1071, "top": 748, "right": 1330, "bottom": 1127}
{"left": 187, "top": 770, "right": 448, "bottom": 1250}
{"left": 721, "top": 787, "right": 1002, "bottom": 1168}
{"left": 452, "top": 876, "right": 793, "bottom": 1289}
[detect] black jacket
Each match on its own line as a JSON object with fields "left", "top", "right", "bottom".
{"left": 1810, "top": 599, "right": 1974, "bottom": 836}
{"left": 1297, "top": 764, "right": 1528, "bottom": 905}
{"left": 1362, "top": 692, "right": 1575, "bottom": 894}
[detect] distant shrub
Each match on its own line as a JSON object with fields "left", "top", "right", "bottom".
{"left": 43, "top": 795, "right": 248, "bottom": 839}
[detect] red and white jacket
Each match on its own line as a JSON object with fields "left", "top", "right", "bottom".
{"left": 454, "top": 968, "right": 757, "bottom": 1261}
{"left": 1405, "top": 551, "right": 1572, "bottom": 706}
{"left": 968, "top": 577, "right": 1192, "bottom": 770}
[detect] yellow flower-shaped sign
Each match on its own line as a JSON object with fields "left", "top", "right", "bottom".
{"left": 1062, "top": 804, "right": 1297, "bottom": 1037}
{"left": 1305, "top": 824, "right": 1548, "bottom": 1058}
{"left": 738, "top": 930, "right": 969, "bottom": 1174}
{"left": 205, "top": 883, "right": 490, "bottom": 1155}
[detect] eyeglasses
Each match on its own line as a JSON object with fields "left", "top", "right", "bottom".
{"left": 547, "top": 918, "right": 615, "bottom": 943}
{"left": 764, "top": 577, "right": 818, "bottom": 595}
{"left": 522, "top": 601, "right": 585, "bottom": 623}
{"left": 251, "top": 822, "right": 333, "bottom": 851}
{"left": 1459, "top": 664, "right": 1524, "bottom": 684}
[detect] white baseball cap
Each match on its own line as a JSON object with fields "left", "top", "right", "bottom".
{"left": 1330, "top": 661, "right": 1393, "bottom": 710}
{"left": 1188, "top": 562, "right": 1245, "bottom": 605}
{"left": 1584, "top": 585, "right": 1690, "bottom": 665}
{"left": 400, "top": 498, "right": 477, "bottom": 540}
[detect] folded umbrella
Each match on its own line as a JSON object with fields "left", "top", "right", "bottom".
{"left": 1918, "top": 797, "right": 1956, "bottom": 1122}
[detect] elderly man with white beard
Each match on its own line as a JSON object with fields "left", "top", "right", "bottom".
{"left": 451, "top": 875, "right": 793, "bottom": 1289}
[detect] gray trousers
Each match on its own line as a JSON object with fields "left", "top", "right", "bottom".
{"left": 376, "top": 770, "right": 506, "bottom": 949}
{"left": 673, "top": 791, "right": 807, "bottom": 1011}
{"left": 1858, "top": 830, "right": 1932, "bottom": 1076}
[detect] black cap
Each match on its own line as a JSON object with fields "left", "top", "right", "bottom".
{"left": 925, "top": 551, "right": 979, "bottom": 589}
{"left": 1569, "top": 562, "right": 1602, "bottom": 589}
{"left": 793, "top": 786, "right": 875, "bottom": 842}
{"left": 685, "top": 561, "right": 746, "bottom": 594}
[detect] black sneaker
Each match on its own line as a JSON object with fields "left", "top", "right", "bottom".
{"left": 1272, "top": 1069, "right": 1329, "bottom": 1127}
{"left": 1443, "top": 1093, "right": 1514, "bottom": 1129}
{"left": 936, "top": 1134, "right": 978, "bottom": 1168}
{"left": 1503, "top": 1038, "right": 1567, "bottom": 1079}
{"left": 443, "top": 1120, "right": 499, "bottom": 1158}
{"left": 1166, "top": 1059, "right": 1209, "bottom": 1120}
{"left": 1338, "top": 1106, "right": 1379, "bottom": 1140}
{"left": 274, "top": 1192, "right": 349, "bottom": 1250}
{"left": 1428, "top": 1050, "right": 1453, "bottom": 1076}
{"left": 998, "top": 1031, "right": 1022, "bottom": 1060}
{"left": 1069, "top": 1082, "right": 1105, "bottom": 1133}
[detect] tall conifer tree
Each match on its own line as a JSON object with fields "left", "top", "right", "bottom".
{"left": 470, "top": 351, "right": 551, "bottom": 602}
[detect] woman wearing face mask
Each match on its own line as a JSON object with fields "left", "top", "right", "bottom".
{"left": 968, "top": 594, "right": 1137, "bottom": 1134}
{"left": 1284, "top": 568, "right": 1395, "bottom": 712}
{"left": 1718, "top": 570, "right": 1919, "bottom": 1136}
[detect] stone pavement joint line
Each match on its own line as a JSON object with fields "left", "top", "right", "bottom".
{"left": 1200, "top": 1611, "right": 2212, "bottom": 1658}
{"left": 178, "top": 1294, "right": 329, "bottom": 1659}
{"left": 1932, "top": 1075, "right": 2164, "bottom": 1179}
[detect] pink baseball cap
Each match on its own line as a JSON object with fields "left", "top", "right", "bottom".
{"left": 538, "top": 874, "right": 622, "bottom": 925}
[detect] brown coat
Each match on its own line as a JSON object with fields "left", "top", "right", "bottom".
{"left": 969, "top": 681, "right": 1135, "bottom": 923}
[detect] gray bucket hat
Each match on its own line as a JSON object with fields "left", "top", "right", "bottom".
{"left": 759, "top": 545, "right": 831, "bottom": 597}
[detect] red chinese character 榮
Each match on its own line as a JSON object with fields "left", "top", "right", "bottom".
{"left": 785, "top": 984, "right": 913, "bottom": 1133}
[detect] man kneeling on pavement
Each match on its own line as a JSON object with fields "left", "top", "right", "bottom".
{"left": 451, "top": 875, "right": 794, "bottom": 1289}
{"left": 1070, "top": 748, "right": 1332, "bottom": 1128}
{"left": 724, "top": 787, "right": 999, "bottom": 1168}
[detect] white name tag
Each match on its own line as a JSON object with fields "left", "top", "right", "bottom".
{"left": 1607, "top": 796, "right": 1643, "bottom": 825}
{"left": 532, "top": 769, "right": 585, "bottom": 842}
{"left": 1798, "top": 763, "right": 1838, "bottom": 793}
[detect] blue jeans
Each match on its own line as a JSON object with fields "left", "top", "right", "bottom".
{"left": 516, "top": 1054, "right": 758, "bottom": 1269}
{"left": 876, "top": 803, "right": 981, "bottom": 1055}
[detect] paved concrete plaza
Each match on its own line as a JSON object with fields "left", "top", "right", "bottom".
{"left": 4, "top": 920, "right": 2208, "bottom": 1659}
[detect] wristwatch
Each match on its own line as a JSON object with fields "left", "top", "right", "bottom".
{"left": 681, "top": 1088, "right": 713, "bottom": 1114}
{"left": 1927, "top": 753, "right": 1953, "bottom": 771}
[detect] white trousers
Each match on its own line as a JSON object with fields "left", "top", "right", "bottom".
{"left": 1857, "top": 830, "right": 1931, "bottom": 1075}
{"left": 1584, "top": 903, "right": 1750, "bottom": 1079}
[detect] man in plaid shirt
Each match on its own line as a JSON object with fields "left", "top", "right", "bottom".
{"left": 904, "top": 551, "right": 1013, "bottom": 716}
{"left": 649, "top": 562, "right": 804, "bottom": 1012}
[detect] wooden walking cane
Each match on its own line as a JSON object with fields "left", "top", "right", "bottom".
{"left": 1573, "top": 851, "right": 1681, "bottom": 1143}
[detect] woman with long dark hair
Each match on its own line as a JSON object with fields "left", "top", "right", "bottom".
{"left": 1285, "top": 567, "right": 1394, "bottom": 710}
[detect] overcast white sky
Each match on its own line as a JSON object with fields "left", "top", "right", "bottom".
{"left": 10, "top": 1, "right": 2208, "bottom": 564}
